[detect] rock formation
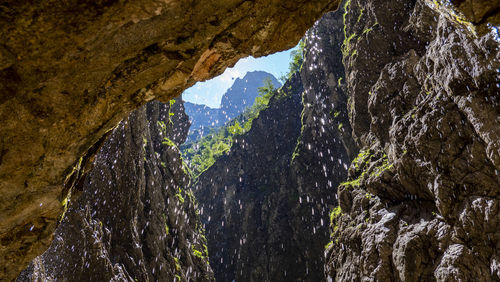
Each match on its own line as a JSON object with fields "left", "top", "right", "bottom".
{"left": 0, "top": 0, "right": 340, "bottom": 279}
{"left": 193, "top": 73, "right": 306, "bottom": 281}
{"left": 2, "top": 0, "right": 499, "bottom": 280}
{"left": 183, "top": 102, "right": 221, "bottom": 142}
{"left": 325, "top": 0, "right": 500, "bottom": 281}
{"left": 18, "top": 100, "right": 215, "bottom": 281}
{"left": 219, "top": 71, "right": 281, "bottom": 123}
{"left": 192, "top": 11, "right": 356, "bottom": 279}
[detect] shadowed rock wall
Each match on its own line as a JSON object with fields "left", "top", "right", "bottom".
{"left": 325, "top": 0, "right": 500, "bottom": 280}
{"left": 193, "top": 11, "right": 357, "bottom": 280}
{"left": 194, "top": 74, "right": 306, "bottom": 281}
{"left": 17, "top": 100, "right": 214, "bottom": 281}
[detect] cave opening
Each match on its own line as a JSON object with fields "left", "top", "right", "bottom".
{"left": 4, "top": 0, "right": 500, "bottom": 281}
{"left": 17, "top": 8, "right": 353, "bottom": 281}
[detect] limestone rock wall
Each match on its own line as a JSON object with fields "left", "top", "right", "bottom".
{"left": 17, "top": 100, "right": 214, "bottom": 281}
{"left": 325, "top": 0, "right": 500, "bottom": 281}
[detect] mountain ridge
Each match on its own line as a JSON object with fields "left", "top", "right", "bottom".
{"left": 184, "top": 71, "right": 281, "bottom": 142}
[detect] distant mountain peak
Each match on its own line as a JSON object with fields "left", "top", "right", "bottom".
{"left": 184, "top": 71, "right": 281, "bottom": 142}
{"left": 220, "top": 71, "right": 281, "bottom": 119}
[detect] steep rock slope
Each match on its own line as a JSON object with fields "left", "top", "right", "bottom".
{"left": 325, "top": 0, "right": 500, "bottom": 281}
{"left": 184, "top": 71, "right": 280, "bottom": 142}
{"left": 193, "top": 74, "right": 305, "bottom": 281}
{"left": 17, "top": 100, "right": 214, "bottom": 281}
{"left": 219, "top": 71, "right": 281, "bottom": 121}
{"left": 286, "top": 10, "right": 358, "bottom": 280}
{"left": 193, "top": 11, "right": 356, "bottom": 279}
{"left": 0, "top": 1, "right": 340, "bottom": 278}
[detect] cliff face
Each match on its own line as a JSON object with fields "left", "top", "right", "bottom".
{"left": 192, "top": 11, "right": 356, "bottom": 279}
{"left": 2, "top": 0, "right": 499, "bottom": 280}
{"left": 183, "top": 102, "right": 221, "bottom": 142}
{"left": 0, "top": 1, "right": 340, "bottom": 278}
{"left": 325, "top": 0, "right": 500, "bottom": 281}
{"left": 193, "top": 74, "right": 305, "bottom": 281}
{"left": 17, "top": 100, "right": 214, "bottom": 281}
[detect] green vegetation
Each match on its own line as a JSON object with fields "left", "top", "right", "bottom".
{"left": 161, "top": 136, "right": 176, "bottom": 147}
{"left": 352, "top": 149, "right": 371, "bottom": 169}
{"left": 325, "top": 241, "right": 333, "bottom": 249}
{"left": 183, "top": 40, "right": 305, "bottom": 178}
{"left": 325, "top": 206, "right": 343, "bottom": 249}
{"left": 329, "top": 206, "right": 342, "bottom": 229}
{"left": 339, "top": 149, "right": 394, "bottom": 188}
{"left": 173, "top": 257, "right": 181, "bottom": 272}
{"left": 64, "top": 156, "right": 83, "bottom": 184}
{"left": 342, "top": 0, "right": 355, "bottom": 59}
{"left": 192, "top": 247, "right": 204, "bottom": 259}
{"left": 279, "top": 39, "right": 305, "bottom": 83}
{"left": 181, "top": 128, "right": 232, "bottom": 178}
{"left": 156, "top": 119, "right": 192, "bottom": 176}
{"left": 357, "top": 7, "right": 364, "bottom": 23}
{"left": 342, "top": 33, "right": 357, "bottom": 58}
{"left": 362, "top": 22, "right": 379, "bottom": 35}
{"left": 175, "top": 188, "right": 185, "bottom": 204}
{"left": 168, "top": 99, "right": 176, "bottom": 125}
{"left": 289, "top": 39, "right": 305, "bottom": 75}
{"left": 162, "top": 214, "right": 169, "bottom": 235}
{"left": 192, "top": 243, "right": 208, "bottom": 260}
{"left": 370, "top": 155, "right": 393, "bottom": 177}
{"left": 181, "top": 78, "right": 276, "bottom": 179}
{"left": 60, "top": 190, "right": 71, "bottom": 222}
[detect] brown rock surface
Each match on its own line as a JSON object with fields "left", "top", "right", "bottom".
{"left": 0, "top": 0, "right": 340, "bottom": 279}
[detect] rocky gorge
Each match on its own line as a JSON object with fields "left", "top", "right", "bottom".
{"left": 0, "top": 0, "right": 499, "bottom": 281}
{"left": 0, "top": 0, "right": 339, "bottom": 279}
{"left": 190, "top": 10, "right": 356, "bottom": 281}
{"left": 184, "top": 71, "right": 280, "bottom": 142}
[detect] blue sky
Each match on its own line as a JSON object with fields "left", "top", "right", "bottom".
{"left": 183, "top": 48, "right": 294, "bottom": 108}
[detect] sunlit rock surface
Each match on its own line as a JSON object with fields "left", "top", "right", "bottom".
{"left": 183, "top": 102, "right": 221, "bottom": 142}
{"left": 0, "top": 0, "right": 341, "bottom": 279}
{"left": 325, "top": 0, "right": 500, "bottom": 280}
{"left": 17, "top": 101, "right": 214, "bottom": 281}
{"left": 193, "top": 11, "right": 355, "bottom": 279}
